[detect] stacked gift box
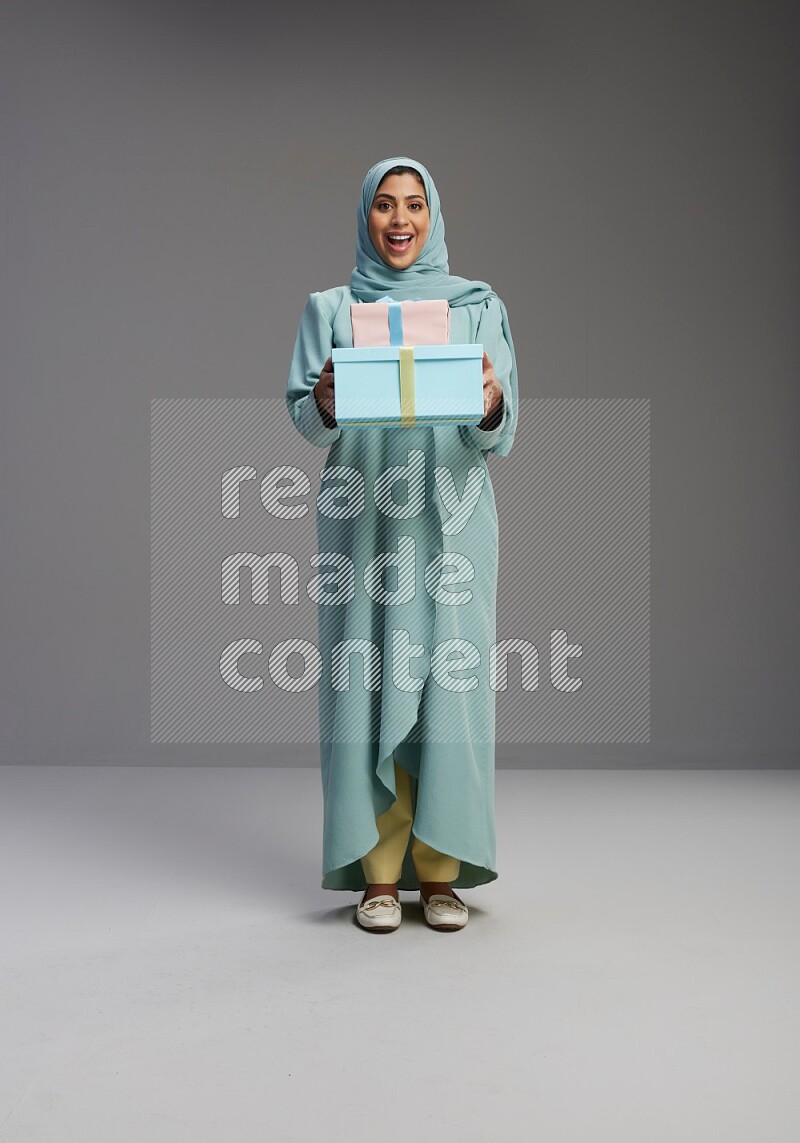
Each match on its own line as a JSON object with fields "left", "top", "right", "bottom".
{"left": 331, "top": 297, "right": 484, "bottom": 429}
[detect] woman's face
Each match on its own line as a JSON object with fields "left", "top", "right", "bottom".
{"left": 368, "top": 172, "right": 430, "bottom": 269}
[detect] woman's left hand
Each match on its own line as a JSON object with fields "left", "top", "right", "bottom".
{"left": 479, "top": 352, "right": 505, "bottom": 429}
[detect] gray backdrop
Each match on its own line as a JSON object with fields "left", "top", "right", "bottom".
{"left": 3, "top": 0, "right": 798, "bottom": 767}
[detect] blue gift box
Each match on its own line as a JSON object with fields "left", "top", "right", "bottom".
{"left": 331, "top": 344, "right": 485, "bottom": 428}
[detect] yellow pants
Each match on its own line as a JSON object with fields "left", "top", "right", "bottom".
{"left": 360, "top": 758, "right": 461, "bottom": 884}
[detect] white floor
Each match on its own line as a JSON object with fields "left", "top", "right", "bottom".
{"left": 0, "top": 765, "right": 798, "bottom": 1143}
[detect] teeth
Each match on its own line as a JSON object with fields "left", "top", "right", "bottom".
{"left": 389, "top": 235, "right": 412, "bottom": 242}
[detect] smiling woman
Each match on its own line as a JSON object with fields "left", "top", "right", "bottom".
{"left": 285, "top": 155, "right": 519, "bottom": 932}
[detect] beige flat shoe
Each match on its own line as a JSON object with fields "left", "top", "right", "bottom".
{"left": 420, "top": 889, "right": 469, "bottom": 931}
{"left": 355, "top": 893, "right": 402, "bottom": 933}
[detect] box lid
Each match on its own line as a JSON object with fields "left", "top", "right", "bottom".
{"left": 332, "top": 344, "right": 482, "bottom": 363}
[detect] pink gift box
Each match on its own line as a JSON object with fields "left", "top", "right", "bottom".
{"left": 351, "top": 298, "right": 450, "bottom": 348}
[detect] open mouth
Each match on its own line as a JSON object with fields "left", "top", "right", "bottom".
{"left": 386, "top": 233, "right": 414, "bottom": 252}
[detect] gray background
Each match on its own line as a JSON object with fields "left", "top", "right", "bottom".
{"left": 3, "top": 0, "right": 798, "bottom": 767}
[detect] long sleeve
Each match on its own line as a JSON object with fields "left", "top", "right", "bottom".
{"left": 285, "top": 292, "right": 342, "bottom": 448}
{"left": 459, "top": 294, "right": 518, "bottom": 457}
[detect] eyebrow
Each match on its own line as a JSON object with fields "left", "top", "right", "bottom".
{"left": 373, "top": 193, "right": 427, "bottom": 203}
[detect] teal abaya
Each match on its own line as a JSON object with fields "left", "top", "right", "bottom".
{"left": 286, "top": 157, "right": 519, "bottom": 890}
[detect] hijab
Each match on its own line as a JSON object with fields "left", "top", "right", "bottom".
{"left": 349, "top": 155, "right": 518, "bottom": 455}
{"left": 351, "top": 155, "right": 495, "bottom": 305}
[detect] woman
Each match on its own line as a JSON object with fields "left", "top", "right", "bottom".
{"left": 285, "top": 156, "right": 518, "bottom": 933}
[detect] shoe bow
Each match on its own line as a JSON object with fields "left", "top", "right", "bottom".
{"left": 426, "top": 896, "right": 466, "bottom": 911}
{"left": 362, "top": 897, "right": 400, "bottom": 910}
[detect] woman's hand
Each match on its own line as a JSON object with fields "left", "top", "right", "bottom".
{"left": 478, "top": 352, "right": 505, "bottom": 430}
{"left": 314, "top": 356, "right": 337, "bottom": 427}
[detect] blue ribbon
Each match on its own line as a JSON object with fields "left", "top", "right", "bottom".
{"left": 376, "top": 295, "right": 425, "bottom": 348}
{"left": 387, "top": 301, "right": 403, "bottom": 347}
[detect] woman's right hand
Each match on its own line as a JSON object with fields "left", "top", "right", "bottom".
{"left": 314, "top": 356, "right": 337, "bottom": 427}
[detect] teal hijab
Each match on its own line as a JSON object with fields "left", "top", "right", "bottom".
{"left": 351, "top": 155, "right": 497, "bottom": 306}
{"left": 349, "top": 155, "right": 518, "bottom": 455}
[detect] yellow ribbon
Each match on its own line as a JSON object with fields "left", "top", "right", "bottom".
{"left": 399, "top": 347, "right": 416, "bottom": 427}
